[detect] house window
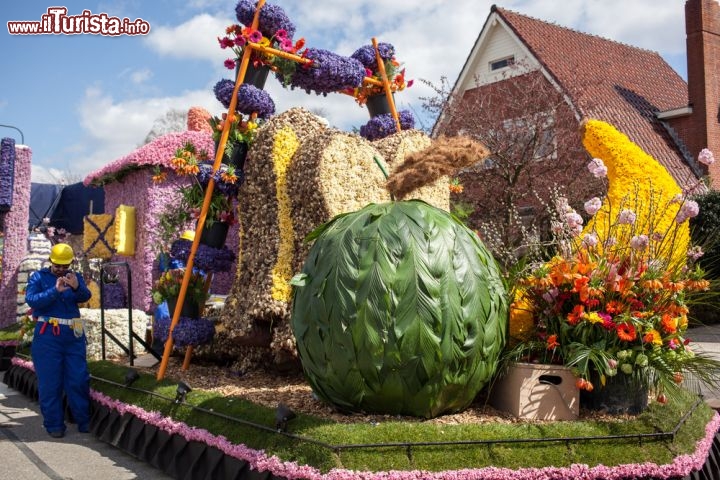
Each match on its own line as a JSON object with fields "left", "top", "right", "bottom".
{"left": 490, "top": 56, "right": 515, "bottom": 71}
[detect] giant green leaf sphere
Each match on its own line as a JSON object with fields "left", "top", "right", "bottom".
{"left": 290, "top": 200, "right": 508, "bottom": 418}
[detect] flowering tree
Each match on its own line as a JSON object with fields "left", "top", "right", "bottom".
{"left": 425, "top": 66, "right": 604, "bottom": 267}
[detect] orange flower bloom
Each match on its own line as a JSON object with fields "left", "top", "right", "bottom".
{"left": 686, "top": 279, "right": 710, "bottom": 291}
{"left": 151, "top": 171, "right": 167, "bottom": 184}
{"left": 567, "top": 305, "right": 585, "bottom": 325}
{"left": 616, "top": 322, "right": 637, "bottom": 342}
{"left": 181, "top": 163, "right": 200, "bottom": 176}
{"left": 573, "top": 276, "right": 590, "bottom": 292}
{"left": 170, "top": 157, "right": 186, "bottom": 169}
{"left": 641, "top": 278, "right": 664, "bottom": 291}
{"left": 605, "top": 300, "right": 624, "bottom": 314}
{"left": 660, "top": 314, "right": 678, "bottom": 334}
{"left": 616, "top": 277, "right": 636, "bottom": 296}
{"left": 672, "top": 304, "right": 690, "bottom": 316}
{"left": 546, "top": 334, "right": 559, "bottom": 350}
{"left": 664, "top": 280, "right": 685, "bottom": 292}
{"left": 642, "top": 329, "right": 662, "bottom": 345}
{"left": 448, "top": 183, "right": 464, "bottom": 194}
{"left": 587, "top": 285, "right": 604, "bottom": 298}
{"left": 573, "top": 277, "right": 591, "bottom": 301}
{"left": 220, "top": 171, "right": 238, "bottom": 184}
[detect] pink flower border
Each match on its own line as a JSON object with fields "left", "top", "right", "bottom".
{"left": 10, "top": 357, "right": 719, "bottom": 479}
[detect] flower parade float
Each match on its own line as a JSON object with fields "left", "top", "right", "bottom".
{"left": 7, "top": 122, "right": 720, "bottom": 476}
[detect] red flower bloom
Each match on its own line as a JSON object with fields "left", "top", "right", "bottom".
{"left": 567, "top": 305, "right": 585, "bottom": 325}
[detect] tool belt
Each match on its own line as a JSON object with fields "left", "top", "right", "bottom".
{"left": 39, "top": 316, "right": 85, "bottom": 337}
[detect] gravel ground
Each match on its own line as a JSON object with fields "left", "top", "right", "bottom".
{"left": 130, "top": 358, "right": 630, "bottom": 426}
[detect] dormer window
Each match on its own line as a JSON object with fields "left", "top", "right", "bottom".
{"left": 490, "top": 56, "right": 515, "bottom": 71}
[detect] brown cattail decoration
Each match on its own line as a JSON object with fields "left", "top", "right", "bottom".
{"left": 386, "top": 136, "right": 491, "bottom": 200}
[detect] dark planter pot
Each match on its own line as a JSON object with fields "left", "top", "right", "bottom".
{"left": 580, "top": 373, "right": 649, "bottom": 414}
{"left": 214, "top": 141, "right": 248, "bottom": 173}
{"left": 236, "top": 62, "right": 270, "bottom": 90}
{"left": 199, "top": 221, "right": 229, "bottom": 249}
{"left": 166, "top": 297, "right": 201, "bottom": 320}
{"left": 228, "top": 142, "right": 248, "bottom": 172}
{"left": 366, "top": 93, "right": 395, "bottom": 117}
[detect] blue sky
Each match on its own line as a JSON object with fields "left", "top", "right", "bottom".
{"left": 1, "top": 1, "right": 689, "bottom": 183}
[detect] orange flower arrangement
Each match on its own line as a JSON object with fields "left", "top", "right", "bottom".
{"left": 509, "top": 122, "right": 720, "bottom": 404}
{"left": 513, "top": 187, "right": 717, "bottom": 400}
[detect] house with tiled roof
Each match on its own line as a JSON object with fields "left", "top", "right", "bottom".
{"left": 435, "top": 0, "right": 719, "bottom": 219}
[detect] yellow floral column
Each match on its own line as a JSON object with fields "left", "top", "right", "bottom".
{"left": 270, "top": 126, "right": 299, "bottom": 302}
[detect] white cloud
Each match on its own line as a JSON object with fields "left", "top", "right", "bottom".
{"left": 129, "top": 68, "right": 153, "bottom": 85}
{"left": 31, "top": 164, "right": 68, "bottom": 184}
{"left": 144, "top": 13, "right": 233, "bottom": 61}
{"left": 67, "top": 85, "right": 217, "bottom": 178}
{"left": 506, "top": 0, "right": 685, "bottom": 54}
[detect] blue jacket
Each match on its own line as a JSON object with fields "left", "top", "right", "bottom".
{"left": 25, "top": 268, "right": 92, "bottom": 319}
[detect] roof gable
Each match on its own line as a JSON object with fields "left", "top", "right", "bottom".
{"left": 453, "top": 11, "right": 540, "bottom": 94}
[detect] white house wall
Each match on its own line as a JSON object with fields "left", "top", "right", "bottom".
{"left": 457, "top": 15, "right": 539, "bottom": 93}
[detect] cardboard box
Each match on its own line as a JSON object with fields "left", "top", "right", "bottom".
{"left": 490, "top": 362, "right": 579, "bottom": 420}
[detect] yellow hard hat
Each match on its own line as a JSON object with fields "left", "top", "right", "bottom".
{"left": 49, "top": 243, "right": 74, "bottom": 265}
{"left": 181, "top": 230, "right": 195, "bottom": 241}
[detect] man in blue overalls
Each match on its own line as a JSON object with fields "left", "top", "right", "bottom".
{"left": 25, "top": 243, "right": 92, "bottom": 438}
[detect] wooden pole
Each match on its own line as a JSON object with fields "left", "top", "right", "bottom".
{"left": 372, "top": 37, "right": 401, "bottom": 132}
{"left": 156, "top": 0, "right": 267, "bottom": 380}
{"left": 247, "top": 42, "right": 313, "bottom": 65}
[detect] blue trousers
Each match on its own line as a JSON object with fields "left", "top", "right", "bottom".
{"left": 31, "top": 323, "right": 90, "bottom": 433}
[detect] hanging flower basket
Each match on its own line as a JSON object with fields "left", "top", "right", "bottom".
{"left": 359, "top": 110, "right": 415, "bottom": 141}
{"left": 169, "top": 239, "right": 236, "bottom": 273}
{"left": 152, "top": 315, "right": 214, "bottom": 348}
{"left": 213, "top": 140, "right": 248, "bottom": 173}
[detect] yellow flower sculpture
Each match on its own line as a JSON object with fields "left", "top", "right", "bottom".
{"left": 580, "top": 119, "right": 688, "bottom": 265}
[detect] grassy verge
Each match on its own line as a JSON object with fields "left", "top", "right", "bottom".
{"left": 86, "top": 360, "right": 714, "bottom": 474}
